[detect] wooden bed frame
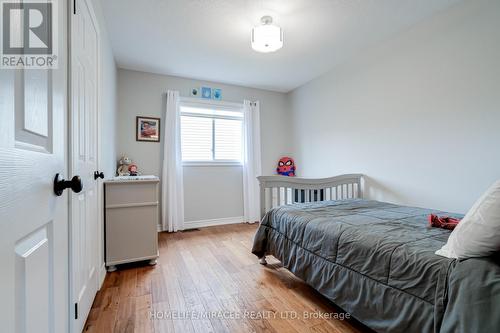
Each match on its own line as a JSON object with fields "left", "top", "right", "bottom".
{"left": 256, "top": 173, "right": 364, "bottom": 264}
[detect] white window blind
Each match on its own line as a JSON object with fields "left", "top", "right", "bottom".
{"left": 180, "top": 116, "right": 213, "bottom": 161}
{"left": 180, "top": 103, "right": 243, "bottom": 163}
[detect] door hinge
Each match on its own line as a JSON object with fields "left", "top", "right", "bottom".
{"left": 74, "top": 302, "right": 78, "bottom": 320}
{"left": 73, "top": 0, "right": 76, "bottom": 15}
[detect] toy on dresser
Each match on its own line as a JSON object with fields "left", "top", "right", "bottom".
{"left": 117, "top": 156, "right": 140, "bottom": 176}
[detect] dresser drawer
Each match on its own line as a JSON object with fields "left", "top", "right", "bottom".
{"left": 105, "top": 205, "right": 158, "bottom": 264}
{"left": 105, "top": 181, "right": 158, "bottom": 206}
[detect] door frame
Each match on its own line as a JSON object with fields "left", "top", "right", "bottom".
{"left": 67, "top": 0, "right": 104, "bottom": 329}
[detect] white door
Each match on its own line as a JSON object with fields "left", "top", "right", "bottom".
{"left": 70, "top": 0, "right": 100, "bottom": 331}
{"left": 0, "top": 1, "right": 69, "bottom": 333}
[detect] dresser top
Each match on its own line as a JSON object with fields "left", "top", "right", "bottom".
{"left": 104, "top": 175, "right": 159, "bottom": 183}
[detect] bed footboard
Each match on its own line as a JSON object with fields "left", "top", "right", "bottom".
{"left": 257, "top": 174, "right": 363, "bottom": 218}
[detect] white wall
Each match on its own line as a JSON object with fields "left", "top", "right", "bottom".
{"left": 288, "top": 0, "right": 500, "bottom": 214}
{"left": 117, "top": 69, "right": 290, "bottom": 222}
{"left": 183, "top": 166, "right": 243, "bottom": 222}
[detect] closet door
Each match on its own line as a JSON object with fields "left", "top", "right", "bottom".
{"left": 70, "top": 0, "right": 100, "bottom": 331}
{"left": 0, "top": 1, "right": 69, "bottom": 332}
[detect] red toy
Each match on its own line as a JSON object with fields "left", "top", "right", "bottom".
{"left": 428, "top": 214, "right": 461, "bottom": 230}
{"left": 277, "top": 157, "right": 296, "bottom": 177}
{"left": 128, "top": 164, "right": 138, "bottom": 176}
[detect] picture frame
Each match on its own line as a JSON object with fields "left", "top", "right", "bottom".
{"left": 201, "top": 86, "right": 212, "bottom": 99}
{"left": 136, "top": 116, "right": 160, "bottom": 142}
{"left": 212, "top": 88, "right": 222, "bottom": 100}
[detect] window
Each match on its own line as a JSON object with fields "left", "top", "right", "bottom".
{"left": 180, "top": 102, "right": 244, "bottom": 164}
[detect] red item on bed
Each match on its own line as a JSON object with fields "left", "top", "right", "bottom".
{"left": 428, "top": 214, "right": 461, "bottom": 230}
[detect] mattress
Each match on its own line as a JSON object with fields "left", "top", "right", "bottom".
{"left": 252, "top": 199, "right": 500, "bottom": 332}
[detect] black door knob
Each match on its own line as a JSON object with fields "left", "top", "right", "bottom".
{"left": 94, "top": 171, "right": 105, "bottom": 180}
{"left": 54, "top": 173, "right": 83, "bottom": 196}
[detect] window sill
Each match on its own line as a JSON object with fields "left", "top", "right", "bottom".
{"left": 182, "top": 161, "right": 243, "bottom": 167}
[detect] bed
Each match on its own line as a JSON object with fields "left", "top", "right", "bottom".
{"left": 251, "top": 174, "right": 500, "bottom": 333}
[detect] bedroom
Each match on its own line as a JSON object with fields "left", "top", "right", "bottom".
{"left": 0, "top": 0, "right": 499, "bottom": 332}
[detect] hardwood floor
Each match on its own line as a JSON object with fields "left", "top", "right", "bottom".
{"left": 84, "top": 223, "right": 371, "bottom": 333}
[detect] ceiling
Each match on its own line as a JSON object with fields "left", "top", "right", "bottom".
{"left": 101, "top": 0, "right": 461, "bottom": 92}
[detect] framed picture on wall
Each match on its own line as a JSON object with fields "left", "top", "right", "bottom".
{"left": 201, "top": 86, "right": 212, "bottom": 99}
{"left": 212, "top": 88, "right": 222, "bottom": 100}
{"left": 136, "top": 116, "right": 160, "bottom": 142}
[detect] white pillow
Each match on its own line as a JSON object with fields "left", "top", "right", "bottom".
{"left": 436, "top": 180, "right": 500, "bottom": 259}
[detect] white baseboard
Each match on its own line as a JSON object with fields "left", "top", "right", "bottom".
{"left": 98, "top": 263, "right": 106, "bottom": 289}
{"left": 157, "top": 216, "right": 246, "bottom": 231}
{"left": 183, "top": 216, "right": 245, "bottom": 229}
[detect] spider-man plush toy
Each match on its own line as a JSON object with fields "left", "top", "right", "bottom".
{"left": 277, "top": 157, "right": 296, "bottom": 177}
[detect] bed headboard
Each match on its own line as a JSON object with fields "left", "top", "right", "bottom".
{"left": 257, "top": 174, "right": 363, "bottom": 217}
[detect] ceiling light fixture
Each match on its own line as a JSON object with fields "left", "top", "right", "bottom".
{"left": 251, "top": 16, "right": 283, "bottom": 53}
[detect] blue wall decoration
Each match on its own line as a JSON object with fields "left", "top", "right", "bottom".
{"left": 212, "top": 88, "right": 222, "bottom": 100}
{"left": 201, "top": 87, "right": 212, "bottom": 99}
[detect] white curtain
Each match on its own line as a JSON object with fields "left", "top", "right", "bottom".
{"left": 161, "top": 90, "right": 184, "bottom": 232}
{"left": 242, "top": 100, "right": 262, "bottom": 223}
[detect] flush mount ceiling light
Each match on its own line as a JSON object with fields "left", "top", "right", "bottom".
{"left": 251, "top": 16, "right": 283, "bottom": 53}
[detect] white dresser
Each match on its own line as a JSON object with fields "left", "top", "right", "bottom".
{"left": 104, "top": 176, "right": 159, "bottom": 271}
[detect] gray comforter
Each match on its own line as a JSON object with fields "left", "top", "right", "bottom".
{"left": 251, "top": 199, "right": 500, "bottom": 333}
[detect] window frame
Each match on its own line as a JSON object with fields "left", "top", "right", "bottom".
{"left": 179, "top": 98, "right": 244, "bottom": 167}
